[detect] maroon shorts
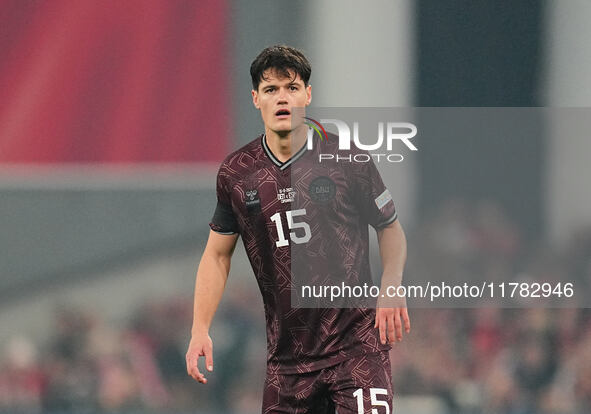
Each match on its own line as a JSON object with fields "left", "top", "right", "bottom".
{"left": 262, "top": 350, "right": 393, "bottom": 414}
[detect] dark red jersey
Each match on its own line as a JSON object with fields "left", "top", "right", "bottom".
{"left": 209, "top": 132, "right": 397, "bottom": 374}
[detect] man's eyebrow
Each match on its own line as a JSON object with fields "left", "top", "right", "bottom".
{"left": 286, "top": 79, "right": 305, "bottom": 88}
{"left": 261, "top": 80, "right": 302, "bottom": 89}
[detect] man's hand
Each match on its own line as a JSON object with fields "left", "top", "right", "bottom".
{"left": 186, "top": 332, "right": 214, "bottom": 383}
{"left": 374, "top": 307, "right": 411, "bottom": 344}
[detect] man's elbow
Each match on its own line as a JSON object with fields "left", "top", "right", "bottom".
{"left": 204, "top": 247, "right": 232, "bottom": 265}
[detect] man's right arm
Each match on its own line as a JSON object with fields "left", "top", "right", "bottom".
{"left": 186, "top": 229, "right": 239, "bottom": 384}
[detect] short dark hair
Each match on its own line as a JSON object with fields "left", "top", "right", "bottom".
{"left": 250, "top": 45, "right": 311, "bottom": 91}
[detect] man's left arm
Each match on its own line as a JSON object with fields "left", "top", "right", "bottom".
{"left": 374, "top": 219, "right": 411, "bottom": 345}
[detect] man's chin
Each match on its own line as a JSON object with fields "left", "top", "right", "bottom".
{"left": 274, "top": 128, "right": 307, "bottom": 138}
{"left": 274, "top": 129, "right": 291, "bottom": 138}
{"left": 269, "top": 120, "right": 307, "bottom": 137}
{"left": 270, "top": 124, "right": 293, "bottom": 135}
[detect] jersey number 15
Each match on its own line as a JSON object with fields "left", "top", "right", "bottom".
{"left": 270, "top": 209, "right": 311, "bottom": 247}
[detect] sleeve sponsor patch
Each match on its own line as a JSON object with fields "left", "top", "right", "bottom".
{"left": 375, "top": 189, "right": 392, "bottom": 209}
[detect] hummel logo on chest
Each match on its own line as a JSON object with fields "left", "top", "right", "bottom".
{"left": 246, "top": 189, "right": 258, "bottom": 201}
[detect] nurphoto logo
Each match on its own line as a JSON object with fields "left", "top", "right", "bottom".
{"left": 304, "top": 117, "right": 418, "bottom": 163}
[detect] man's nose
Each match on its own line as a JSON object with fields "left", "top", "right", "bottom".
{"left": 277, "top": 87, "right": 289, "bottom": 103}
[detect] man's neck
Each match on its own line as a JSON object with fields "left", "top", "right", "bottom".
{"left": 264, "top": 127, "right": 307, "bottom": 163}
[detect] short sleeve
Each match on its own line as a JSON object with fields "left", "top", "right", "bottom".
{"left": 351, "top": 155, "right": 397, "bottom": 230}
{"left": 209, "top": 164, "right": 240, "bottom": 234}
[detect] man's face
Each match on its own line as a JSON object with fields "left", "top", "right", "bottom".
{"left": 252, "top": 69, "right": 312, "bottom": 135}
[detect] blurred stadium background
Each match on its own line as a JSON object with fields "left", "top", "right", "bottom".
{"left": 1, "top": 1, "right": 590, "bottom": 413}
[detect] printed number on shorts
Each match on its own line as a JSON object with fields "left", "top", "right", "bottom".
{"left": 270, "top": 209, "right": 311, "bottom": 247}
{"left": 353, "top": 387, "right": 390, "bottom": 414}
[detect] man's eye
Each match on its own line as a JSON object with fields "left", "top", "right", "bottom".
{"left": 290, "top": 86, "right": 298, "bottom": 91}
{"left": 265, "top": 88, "right": 275, "bottom": 93}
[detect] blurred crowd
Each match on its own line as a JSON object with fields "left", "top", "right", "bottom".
{"left": 396, "top": 199, "right": 591, "bottom": 414}
{"left": 1, "top": 199, "right": 590, "bottom": 414}
{"left": 0, "top": 285, "right": 266, "bottom": 414}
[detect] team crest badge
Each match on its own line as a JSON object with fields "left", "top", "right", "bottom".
{"left": 308, "top": 176, "right": 336, "bottom": 203}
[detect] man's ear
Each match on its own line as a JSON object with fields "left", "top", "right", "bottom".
{"left": 306, "top": 84, "right": 312, "bottom": 106}
{"left": 252, "top": 89, "right": 260, "bottom": 109}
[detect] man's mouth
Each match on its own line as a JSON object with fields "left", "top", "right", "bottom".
{"left": 275, "top": 109, "right": 291, "bottom": 118}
